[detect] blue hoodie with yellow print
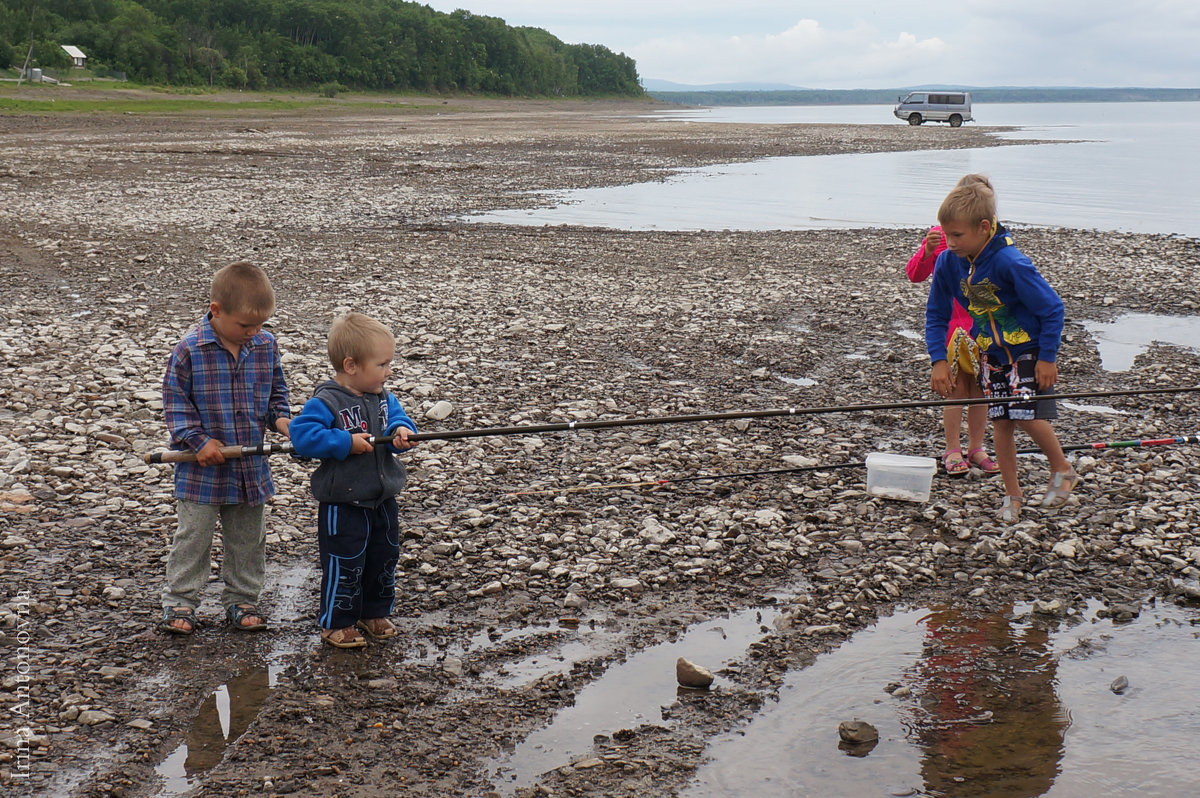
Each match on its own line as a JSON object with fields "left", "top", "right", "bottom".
{"left": 925, "top": 223, "right": 1064, "bottom": 367}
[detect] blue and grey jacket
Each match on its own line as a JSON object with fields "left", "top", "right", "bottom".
{"left": 925, "top": 223, "right": 1064, "bottom": 366}
{"left": 290, "top": 380, "right": 418, "bottom": 507}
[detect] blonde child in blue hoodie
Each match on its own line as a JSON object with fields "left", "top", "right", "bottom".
{"left": 291, "top": 313, "right": 417, "bottom": 648}
{"left": 925, "top": 177, "right": 1079, "bottom": 523}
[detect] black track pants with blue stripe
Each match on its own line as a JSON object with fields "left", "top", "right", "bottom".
{"left": 316, "top": 498, "right": 400, "bottom": 630}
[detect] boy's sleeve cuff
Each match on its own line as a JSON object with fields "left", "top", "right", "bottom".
{"left": 182, "top": 431, "right": 212, "bottom": 452}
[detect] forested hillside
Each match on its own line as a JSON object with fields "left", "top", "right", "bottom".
{"left": 0, "top": 0, "right": 643, "bottom": 96}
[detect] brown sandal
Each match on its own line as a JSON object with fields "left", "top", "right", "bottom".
{"left": 321, "top": 626, "right": 367, "bottom": 649}
{"left": 355, "top": 618, "right": 398, "bottom": 640}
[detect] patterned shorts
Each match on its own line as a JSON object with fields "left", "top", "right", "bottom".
{"left": 980, "top": 353, "right": 1058, "bottom": 421}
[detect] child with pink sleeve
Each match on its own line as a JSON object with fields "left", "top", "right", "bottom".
{"left": 906, "top": 211, "right": 999, "bottom": 477}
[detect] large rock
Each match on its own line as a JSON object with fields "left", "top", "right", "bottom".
{"left": 676, "top": 657, "right": 714, "bottom": 689}
{"left": 837, "top": 719, "right": 879, "bottom": 744}
{"left": 424, "top": 400, "right": 454, "bottom": 421}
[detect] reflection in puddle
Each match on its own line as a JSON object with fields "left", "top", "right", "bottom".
{"left": 151, "top": 565, "right": 309, "bottom": 794}
{"left": 155, "top": 665, "right": 281, "bottom": 795}
{"left": 488, "top": 602, "right": 788, "bottom": 796}
{"left": 905, "top": 606, "right": 1066, "bottom": 797}
{"left": 683, "top": 601, "right": 1200, "bottom": 798}
{"left": 411, "top": 622, "right": 559, "bottom": 664}
{"left": 411, "top": 622, "right": 625, "bottom": 688}
{"left": 495, "top": 631, "right": 624, "bottom": 688}
{"left": 1082, "top": 313, "right": 1200, "bottom": 371}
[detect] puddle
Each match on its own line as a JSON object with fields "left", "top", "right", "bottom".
{"left": 1060, "top": 401, "right": 1129, "bottom": 416}
{"left": 1082, "top": 313, "right": 1200, "bottom": 371}
{"left": 411, "top": 621, "right": 623, "bottom": 685}
{"left": 495, "top": 630, "right": 626, "bottom": 688}
{"left": 154, "top": 665, "right": 282, "bottom": 796}
{"left": 152, "top": 562, "right": 313, "bottom": 794}
{"left": 682, "top": 600, "right": 1200, "bottom": 798}
{"left": 779, "top": 376, "right": 818, "bottom": 388}
{"left": 487, "top": 601, "right": 790, "bottom": 795}
{"left": 409, "top": 618, "right": 558, "bottom": 663}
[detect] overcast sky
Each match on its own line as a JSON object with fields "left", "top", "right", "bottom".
{"left": 422, "top": 1, "right": 1200, "bottom": 88}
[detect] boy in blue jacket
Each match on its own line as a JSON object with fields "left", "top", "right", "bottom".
{"left": 925, "top": 176, "right": 1078, "bottom": 523}
{"left": 291, "top": 312, "right": 418, "bottom": 648}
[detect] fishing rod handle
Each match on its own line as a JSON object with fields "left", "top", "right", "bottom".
{"left": 144, "top": 444, "right": 253, "bottom": 464}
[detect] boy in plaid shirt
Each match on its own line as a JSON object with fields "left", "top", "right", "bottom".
{"left": 159, "top": 261, "right": 291, "bottom": 634}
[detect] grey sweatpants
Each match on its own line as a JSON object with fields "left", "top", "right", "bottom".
{"left": 162, "top": 500, "right": 266, "bottom": 611}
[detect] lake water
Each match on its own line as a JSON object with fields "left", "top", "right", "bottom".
{"left": 469, "top": 102, "right": 1200, "bottom": 236}
{"left": 682, "top": 601, "right": 1200, "bottom": 798}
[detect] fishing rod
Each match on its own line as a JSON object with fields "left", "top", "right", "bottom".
{"left": 504, "top": 434, "right": 1200, "bottom": 496}
{"left": 142, "top": 385, "right": 1200, "bottom": 464}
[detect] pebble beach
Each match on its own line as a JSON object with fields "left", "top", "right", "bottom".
{"left": 2, "top": 93, "right": 1200, "bottom": 797}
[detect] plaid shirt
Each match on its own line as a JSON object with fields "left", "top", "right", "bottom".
{"left": 162, "top": 313, "right": 291, "bottom": 505}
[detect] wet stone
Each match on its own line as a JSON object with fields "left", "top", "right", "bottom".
{"left": 837, "top": 719, "right": 879, "bottom": 744}
{"left": 676, "top": 657, "right": 715, "bottom": 689}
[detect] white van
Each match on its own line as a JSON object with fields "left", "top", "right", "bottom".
{"left": 893, "top": 91, "right": 972, "bottom": 127}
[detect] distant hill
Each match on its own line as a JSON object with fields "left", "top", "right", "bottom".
{"left": 641, "top": 78, "right": 806, "bottom": 92}
{"left": 0, "top": 0, "right": 643, "bottom": 96}
{"left": 646, "top": 86, "right": 1200, "bottom": 106}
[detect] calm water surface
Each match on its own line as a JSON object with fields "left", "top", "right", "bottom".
{"left": 683, "top": 601, "right": 1200, "bottom": 798}
{"left": 469, "top": 102, "right": 1200, "bottom": 236}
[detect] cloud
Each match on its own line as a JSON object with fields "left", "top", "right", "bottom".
{"left": 422, "top": 0, "right": 1200, "bottom": 87}
{"left": 634, "top": 20, "right": 949, "bottom": 88}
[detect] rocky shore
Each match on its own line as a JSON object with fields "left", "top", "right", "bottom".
{"left": 2, "top": 95, "right": 1199, "bottom": 797}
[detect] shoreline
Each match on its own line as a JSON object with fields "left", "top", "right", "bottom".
{"left": 1, "top": 101, "right": 1199, "bottom": 797}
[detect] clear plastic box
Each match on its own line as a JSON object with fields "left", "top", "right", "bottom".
{"left": 865, "top": 453, "right": 936, "bottom": 502}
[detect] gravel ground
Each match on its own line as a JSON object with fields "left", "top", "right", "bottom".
{"left": 1, "top": 94, "right": 1199, "bottom": 798}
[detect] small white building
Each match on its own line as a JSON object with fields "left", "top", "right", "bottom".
{"left": 61, "top": 45, "right": 86, "bottom": 68}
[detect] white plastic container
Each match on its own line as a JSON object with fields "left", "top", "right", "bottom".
{"left": 865, "top": 453, "right": 936, "bottom": 503}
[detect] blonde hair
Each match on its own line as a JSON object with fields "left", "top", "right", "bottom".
{"left": 938, "top": 175, "right": 996, "bottom": 227}
{"left": 956, "top": 173, "right": 992, "bottom": 191}
{"left": 327, "top": 312, "right": 395, "bottom": 371}
{"left": 211, "top": 261, "right": 275, "bottom": 317}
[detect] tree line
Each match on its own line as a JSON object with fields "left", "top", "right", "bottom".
{"left": 0, "top": 0, "right": 644, "bottom": 96}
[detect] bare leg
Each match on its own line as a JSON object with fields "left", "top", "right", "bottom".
{"left": 962, "top": 380, "right": 989, "bottom": 453}
{"left": 992, "top": 419, "right": 1021, "bottom": 499}
{"left": 942, "top": 405, "right": 963, "bottom": 452}
{"left": 1015, "top": 419, "right": 1070, "bottom": 474}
